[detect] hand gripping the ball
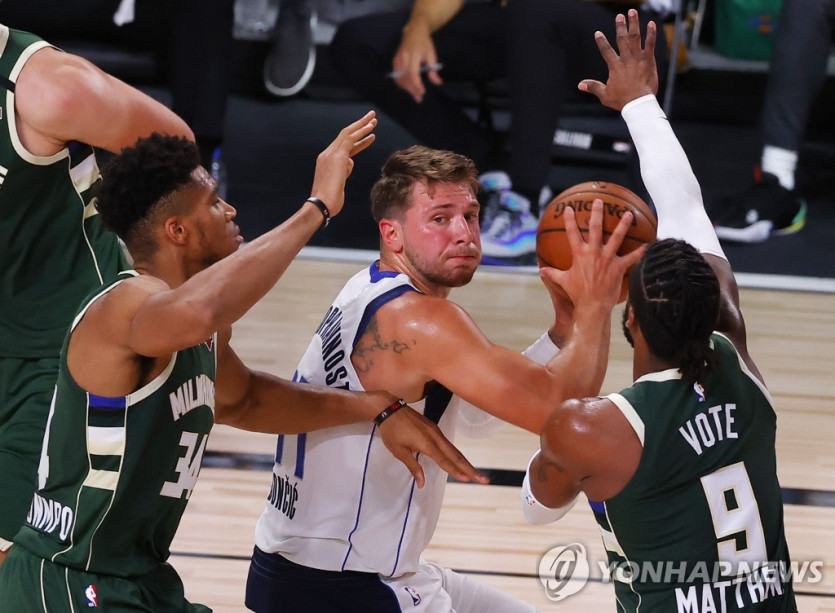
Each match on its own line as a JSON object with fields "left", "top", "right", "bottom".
{"left": 537, "top": 181, "right": 656, "bottom": 302}
{"left": 541, "top": 199, "right": 647, "bottom": 311}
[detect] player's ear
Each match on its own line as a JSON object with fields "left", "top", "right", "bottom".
{"left": 624, "top": 302, "right": 636, "bottom": 327}
{"left": 162, "top": 216, "right": 188, "bottom": 246}
{"left": 379, "top": 218, "right": 404, "bottom": 253}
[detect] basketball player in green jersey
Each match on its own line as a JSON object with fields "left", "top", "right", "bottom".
{"left": 0, "top": 23, "right": 194, "bottom": 567}
{"left": 0, "top": 113, "right": 484, "bottom": 612}
{"left": 523, "top": 12, "right": 796, "bottom": 611}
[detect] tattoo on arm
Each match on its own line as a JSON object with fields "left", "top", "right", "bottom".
{"left": 353, "top": 317, "right": 414, "bottom": 373}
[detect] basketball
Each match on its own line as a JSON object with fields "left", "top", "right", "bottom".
{"left": 536, "top": 181, "right": 657, "bottom": 301}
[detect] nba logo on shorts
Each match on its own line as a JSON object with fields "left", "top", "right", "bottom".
{"left": 404, "top": 585, "right": 421, "bottom": 606}
{"left": 85, "top": 584, "right": 98, "bottom": 607}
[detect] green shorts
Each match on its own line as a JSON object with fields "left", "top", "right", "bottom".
{"left": 0, "top": 356, "right": 59, "bottom": 543}
{"left": 0, "top": 545, "right": 211, "bottom": 612}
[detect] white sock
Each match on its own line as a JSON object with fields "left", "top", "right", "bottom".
{"left": 761, "top": 145, "right": 798, "bottom": 190}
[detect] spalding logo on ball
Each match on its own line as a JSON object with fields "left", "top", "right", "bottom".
{"left": 536, "top": 181, "right": 657, "bottom": 302}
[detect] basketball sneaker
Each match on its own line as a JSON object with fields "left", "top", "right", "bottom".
{"left": 480, "top": 190, "right": 539, "bottom": 265}
{"left": 478, "top": 170, "right": 513, "bottom": 233}
{"left": 711, "top": 171, "right": 807, "bottom": 243}
{"left": 264, "top": 0, "right": 317, "bottom": 97}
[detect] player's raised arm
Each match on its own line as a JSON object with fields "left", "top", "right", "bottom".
{"left": 120, "top": 113, "right": 377, "bottom": 358}
{"left": 16, "top": 46, "right": 194, "bottom": 155}
{"left": 581, "top": 10, "right": 754, "bottom": 375}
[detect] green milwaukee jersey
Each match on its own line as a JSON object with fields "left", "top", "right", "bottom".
{"left": 14, "top": 272, "right": 217, "bottom": 577}
{"left": 0, "top": 25, "right": 127, "bottom": 358}
{"left": 595, "top": 333, "right": 796, "bottom": 612}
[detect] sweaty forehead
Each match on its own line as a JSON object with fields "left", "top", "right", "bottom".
{"left": 414, "top": 180, "right": 476, "bottom": 202}
{"left": 191, "top": 166, "right": 213, "bottom": 189}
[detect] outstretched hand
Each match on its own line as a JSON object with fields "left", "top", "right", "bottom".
{"left": 578, "top": 9, "right": 658, "bottom": 111}
{"left": 541, "top": 200, "right": 645, "bottom": 310}
{"left": 379, "top": 405, "right": 489, "bottom": 488}
{"left": 309, "top": 110, "right": 378, "bottom": 219}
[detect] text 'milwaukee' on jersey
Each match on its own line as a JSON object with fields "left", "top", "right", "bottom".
{"left": 14, "top": 272, "right": 218, "bottom": 577}
{"left": 0, "top": 25, "right": 127, "bottom": 358}
{"left": 594, "top": 332, "right": 796, "bottom": 612}
{"left": 254, "top": 261, "right": 457, "bottom": 577}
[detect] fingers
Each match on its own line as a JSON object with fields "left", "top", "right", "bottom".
{"left": 391, "top": 48, "right": 424, "bottom": 102}
{"left": 344, "top": 110, "right": 377, "bottom": 137}
{"left": 539, "top": 266, "right": 566, "bottom": 289}
{"left": 593, "top": 29, "right": 618, "bottom": 65}
{"left": 379, "top": 408, "right": 488, "bottom": 487}
{"left": 393, "top": 448, "right": 426, "bottom": 489}
{"left": 394, "top": 55, "right": 429, "bottom": 103}
{"left": 346, "top": 113, "right": 378, "bottom": 153}
{"left": 614, "top": 12, "right": 629, "bottom": 50}
{"left": 562, "top": 205, "right": 585, "bottom": 255}
{"left": 326, "top": 111, "right": 376, "bottom": 158}
{"left": 644, "top": 19, "right": 657, "bottom": 57}
{"left": 424, "top": 434, "right": 489, "bottom": 485}
{"left": 627, "top": 9, "right": 642, "bottom": 43}
{"left": 586, "top": 199, "right": 604, "bottom": 247}
{"left": 350, "top": 133, "right": 376, "bottom": 158}
{"left": 578, "top": 79, "right": 607, "bottom": 102}
{"left": 326, "top": 111, "right": 376, "bottom": 156}
{"left": 396, "top": 70, "right": 425, "bottom": 103}
{"left": 621, "top": 242, "right": 647, "bottom": 271}
{"left": 540, "top": 267, "right": 574, "bottom": 310}
{"left": 623, "top": 10, "right": 647, "bottom": 55}
{"left": 603, "top": 208, "right": 634, "bottom": 258}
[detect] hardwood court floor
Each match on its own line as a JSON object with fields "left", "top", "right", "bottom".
{"left": 172, "top": 256, "right": 835, "bottom": 612}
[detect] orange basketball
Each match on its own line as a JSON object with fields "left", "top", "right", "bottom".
{"left": 536, "top": 181, "right": 657, "bottom": 302}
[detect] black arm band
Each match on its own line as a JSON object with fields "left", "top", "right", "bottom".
{"left": 306, "top": 197, "right": 330, "bottom": 228}
{"left": 374, "top": 399, "right": 407, "bottom": 427}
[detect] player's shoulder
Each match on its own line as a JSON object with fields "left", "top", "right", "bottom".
{"left": 95, "top": 274, "right": 170, "bottom": 312}
{"left": 543, "top": 396, "right": 626, "bottom": 456}
{"left": 117, "top": 273, "right": 170, "bottom": 293}
{"left": 381, "top": 291, "right": 470, "bottom": 329}
{"left": 542, "top": 396, "right": 630, "bottom": 468}
{"left": 552, "top": 396, "right": 617, "bottom": 432}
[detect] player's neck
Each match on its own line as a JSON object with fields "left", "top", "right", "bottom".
{"left": 131, "top": 253, "right": 189, "bottom": 290}
{"left": 632, "top": 344, "right": 676, "bottom": 381}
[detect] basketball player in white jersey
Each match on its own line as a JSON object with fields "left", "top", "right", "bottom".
{"left": 245, "top": 137, "right": 645, "bottom": 607}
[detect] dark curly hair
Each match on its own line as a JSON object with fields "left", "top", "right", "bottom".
{"left": 95, "top": 133, "right": 201, "bottom": 256}
{"left": 370, "top": 145, "right": 479, "bottom": 222}
{"left": 628, "top": 238, "right": 721, "bottom": 384}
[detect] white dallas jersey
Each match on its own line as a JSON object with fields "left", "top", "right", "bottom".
{"left": 254, "top": 262, "right": 459, "bottom": 577}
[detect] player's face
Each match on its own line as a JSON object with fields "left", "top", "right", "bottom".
{"left": 186, "top": 167, "right": 242, "bottom": 266}
{"left": 400, "top": 181, "right": 481, "bottom": 290}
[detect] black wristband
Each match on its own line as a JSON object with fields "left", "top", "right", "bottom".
{"left": 374, "top": 399, "right": 406, "bottom": 427}
{"left": 306, "top": 197, "right": 330, "bottom": 228}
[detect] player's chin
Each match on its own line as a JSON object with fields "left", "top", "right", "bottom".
{"left": 447, "top": 254, "right": 478, "bottom": 269}
{"left": 445, "top": 259, "right": 478, "bottom": 285}
{"left": 222, "top": 240, "right": 241, "bottom": 258}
